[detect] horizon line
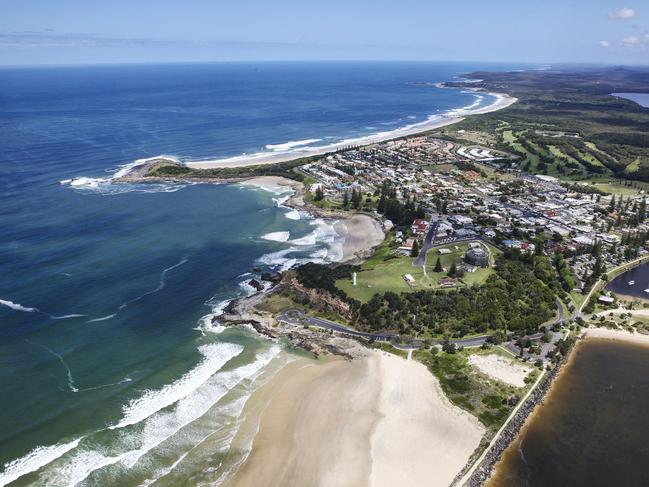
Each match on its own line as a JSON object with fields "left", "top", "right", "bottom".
{"left": 1, "top": 59, "right": 649, "bottom": 69}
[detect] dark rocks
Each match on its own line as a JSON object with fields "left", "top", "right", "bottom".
{"left": 260, "top": 272, "right": 282, "bottom": 283}
{"left": 248, "top": 279, "right": 265, "bottom": 292}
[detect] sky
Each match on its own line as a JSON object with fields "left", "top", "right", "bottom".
{"left": 0, "top": 0, "right": 647, "bottom": 65}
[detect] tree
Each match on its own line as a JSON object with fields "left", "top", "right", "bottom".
{"left": 434, "top": 257, "right": 443, "bottom": 273}
{"left": 640, "top": 198, "right": 647, "bottom": 222}
{"left": 411, "top": 240, "right": 420, "bottom": 258}
{"left": 342, "top": 191, "right": 349, "bottom": 208}
{"left": 351, "top": 189, "right": 362, "bottom": 209}
{"left": 608, "top": 195, "right": 616, "bottom": 212}
{"left": 377, "top": 193, "right": 386, "bottom": 213}
{"left": 314, "top": 186, "right": 324, "bottom": 201}
{"left": 448, "top": 261, "right": 457, "bottom": 277}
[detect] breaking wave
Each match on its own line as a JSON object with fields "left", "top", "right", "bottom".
{"left": 261, "top": 231, "right": 290, "bottom": 242}
{"left": 265, "top": 138, "right": 322, "bottom": 151}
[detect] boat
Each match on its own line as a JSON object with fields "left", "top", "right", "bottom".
{"left": 644, "top": 289, "right": 649, "bottom": 294}
{"left": 629, "top": 280, "right": 635, "bottom": 286}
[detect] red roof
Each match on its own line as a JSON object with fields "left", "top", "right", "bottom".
{"left": 412, "top": 219, "right": 428, "bottom": 230}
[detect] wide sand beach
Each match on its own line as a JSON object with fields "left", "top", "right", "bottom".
{"left": 186, "top": 92, "right": 517, "bottom": 170}
{"left": 223, "top": 351, "right": 484, "bottom": 487}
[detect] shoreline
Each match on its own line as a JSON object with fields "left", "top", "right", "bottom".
{"left": 184, "top": 91, "right": 517, "bottom": 169}
{"left": 223, "top": 350, "right": 485, "bottom": 487}
{"left": 469, "top": 326, "right": 649, "bottom": 486}
{"left": 458, "top": 336, "right": 578, "bottom": 486}
{"left": 583, "top": 326, "right": 649, "bottom": 346}
{"left": 240, "top": 175, "right": 386, "bottom": 263}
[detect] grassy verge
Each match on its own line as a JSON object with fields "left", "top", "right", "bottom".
{"left": 415, "top": 347, "right": 537, "bottom": 432}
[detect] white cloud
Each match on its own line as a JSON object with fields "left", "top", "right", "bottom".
{"left": 599, "top": 40, "right": 611, "bottom": 47}
{"left": 620, "top": 33, "right": 649, "bottom": 48}
{"left": 609, "top": 7, "right": 636, "bottom": 20}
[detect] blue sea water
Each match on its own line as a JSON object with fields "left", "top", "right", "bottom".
{"left": 0, "top": 61, "right": 524, "bottom": 485}
{"left": 612, "top": 92, "right": 649, "bottom": 108}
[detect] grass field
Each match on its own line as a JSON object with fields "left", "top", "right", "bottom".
{"left": 337, "top": 240, "right": 499, "bottom": 302}
{"left": 589, "top": 182, "right": 641, "bottom": 196}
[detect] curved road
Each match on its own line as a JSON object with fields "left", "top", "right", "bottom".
{"left": 278, "top": 309, "right": 546, "bottom": 349}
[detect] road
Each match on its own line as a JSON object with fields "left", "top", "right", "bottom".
{"left": 278, "top": 309, "right": 546, "bottom": 350}
{"left": 414, "top": 216, "right": 439, "bottom": 267}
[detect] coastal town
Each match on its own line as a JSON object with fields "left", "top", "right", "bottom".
{"left": 301, "top": 133, "right": 649, "bottom": 308}
{"left": 130, "top": 118, "right": 649, "bottom": 487}
{"left": 6, "top": 2, "right": 649, "bottom": 486}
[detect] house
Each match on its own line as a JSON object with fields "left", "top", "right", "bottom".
{"left": 503, "top": 239, "right": 523, "bottom": 249}
{"left": 572, "top": 235, "right": 596, "bottom": 247}
{"left": 439, "top": 277, "right": 458, "bottom": 287}
{"left": 436, "top": 222, "right": 454, "bottom": 238}
{"left": 449, "top": 215, "right": 473, "bottom": 228}
{"left": 399, "top": 238, "right": 416, "bottom": 252}
{"left": 411, "top": 219, "right": 429, "bottom": 236}
{"left": 454, "top": 228, "right": 476, "bottom": 239}
{"left": 598, "top": 295, "right": 615, "bottom": 304}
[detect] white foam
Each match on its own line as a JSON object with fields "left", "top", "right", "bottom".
{"left": 257, "top": 247, "right": 299, "bottom": 271}
{"left": 265, "top": 138, "right": 322, "bottom": 151}
{"left": 0, "top": 439, "right": 81, "bottom": 486}
{"left": 284, "top": 209, "right": 301, "bottom": 220}
{"left": 87, "top": 313, "right": 117, "bottom": 323}
{"left": 49, "top": 314, "right": 87, "bottom": 320}
{"left": 272, "top": 195, "right": 291, "bottom": 207}
{"left": 61, "top": 155, "right": 188, "bottom": 195}
{"left": 1, "top": 298, "right": 88, "bottom": 320}
{"left": 289, "top": 231, "right": 317, "bottom": 246}
{"left": 54, "top": 346, "right": 281, "bottom": 486}
{"left": 0, "top": 299, "right": 38, "bottom": 313}
{"left": 138, "top": 350, "right": 290, "bottom": 487}
{"left": 261, "top": 231, "right": 290, "bottom": 242}
{"left": 112, "top": 342, "right": 244, "bottom": 429}
{"left": 187, "top": 90, "right": 514, "bottom": 171}
{"left": 87, "top": 257, "right": 187, "bottom": 323}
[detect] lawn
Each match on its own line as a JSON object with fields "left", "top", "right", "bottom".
{"left": 625, "top": 157, "right": 641, "bottom": 174}
{"left": 590, "top": 182, "right": 640, "bottom": 196}
{"left": 336, "top": 240, "right": 499, "bottom": 303}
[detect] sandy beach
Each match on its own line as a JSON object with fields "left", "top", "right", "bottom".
{"left": 584, "top": 326, "right": 649, "bottom": 346}
{"left": 240, "top": 175, "right": 384, "bottom": 264}
{"left": 224, "top": 351, "right": 484, "bottom": 487}
{"left": 186, "top": 92, "right": 517, "bottom": 170}
{"left": 335, "top": 214, "right": 385, "bottom": 262}
{"left": 239, "top": 175, "right": 305, "bottom": 195}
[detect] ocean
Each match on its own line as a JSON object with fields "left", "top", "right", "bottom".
{"left": 488, "top": 339, "right": 649, "bottom": 487}
{"left": 0, "top": 61, "right": 523, "bottom": 486}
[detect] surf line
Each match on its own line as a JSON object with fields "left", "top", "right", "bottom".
{"left": 88, "top": 256, "right": 189, "bottom": 323}
{"left": 25, "top": 340, "right": 133, "bottom": 393}
{"left": 25, "top": 340, "right": 79, "bottom": 393}
{"left": 0, "top": 298, "right": 86, "bottom": 320}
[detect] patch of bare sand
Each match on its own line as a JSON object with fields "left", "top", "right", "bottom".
{"left": 468, "top": 353, "right": 533, "bottom": 388}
